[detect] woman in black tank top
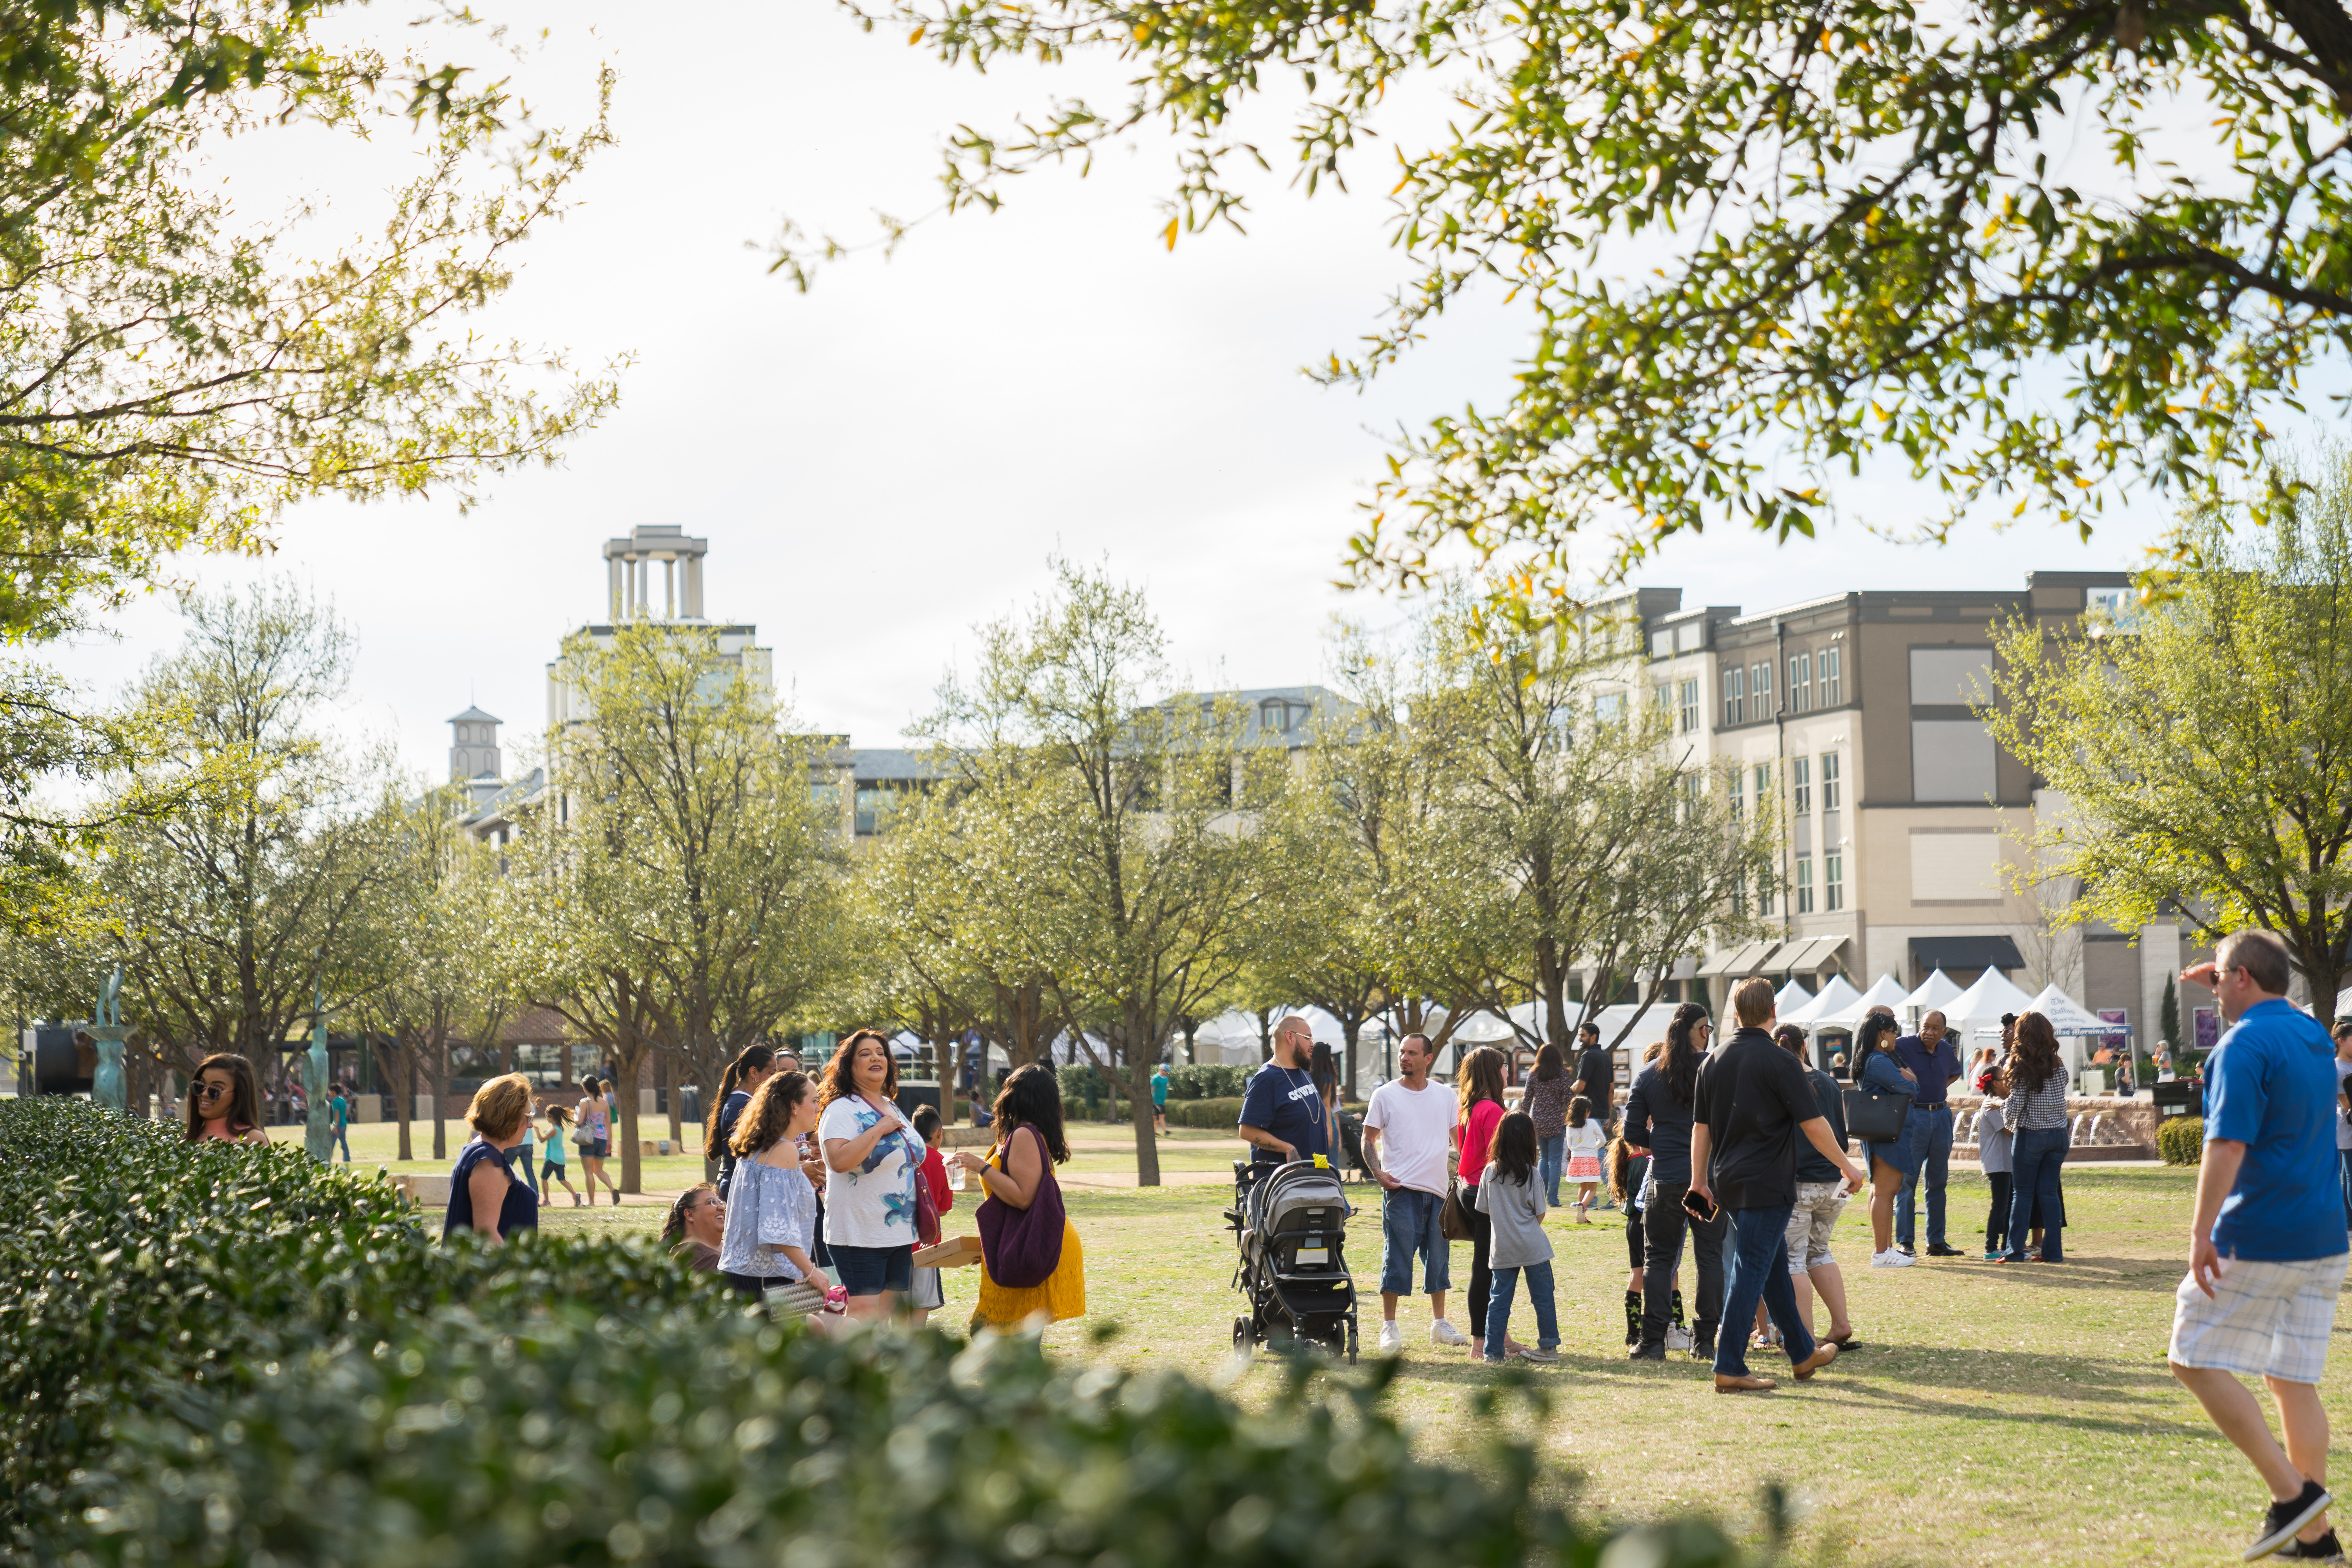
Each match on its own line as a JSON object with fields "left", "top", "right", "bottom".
{"left": 445, "top": 1074, "right": 541, "bottom": 1243}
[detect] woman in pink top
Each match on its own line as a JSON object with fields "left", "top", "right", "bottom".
{"left": 1453, "top": 1047, "right": 1520, "bottom": 1354}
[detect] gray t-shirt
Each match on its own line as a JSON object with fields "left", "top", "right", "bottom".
{"left": 1472, "top": 1166, "right": 1554, "bottom": 1270}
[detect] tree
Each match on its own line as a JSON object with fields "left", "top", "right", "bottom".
{"left": 2160, "top": 973, "right": 2183, "bottom": 1056}
{"left": 350, "top": 786, "right": 512, "bottom": 1163}
{"left": 0, "top": 4, "right": 616, "bottom": 917}
{"left": 85, "top": 584, "right": 395, "bottom": 1089}
{"left": 816, "top": 0, "right": 2352, "bottom": 598}
{"left": 515, "top": 622, "right": 843, "bottom": 1191}
{"left": 917, "top": 559, "right": 1260, "bottom": 1186}
{"left": 1987, "top": 457, "right": 2352, "bottom": 1016}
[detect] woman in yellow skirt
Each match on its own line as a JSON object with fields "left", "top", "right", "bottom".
{"left": 954, "top": 1064, "right": 1085, "bottom": 1328}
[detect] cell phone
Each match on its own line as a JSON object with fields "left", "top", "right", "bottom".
{"left": 1681, "top": 1189, "right": 1718, "bottom": 1223}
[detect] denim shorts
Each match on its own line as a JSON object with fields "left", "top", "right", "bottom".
{"left": 829, "top": 1242, "right": 914, "bottom": 1297}
{"left": 1378, "top": 1186, "right": 1452, "bottom": 1296}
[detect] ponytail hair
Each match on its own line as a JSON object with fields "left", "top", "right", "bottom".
{"left": 704, "top": 1044, "right": 777, "bottom": 1148}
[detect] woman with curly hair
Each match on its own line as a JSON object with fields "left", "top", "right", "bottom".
{"left": 1857, "top": 1012, "right": 1919, "bottom": 1268}
{"left": 817, "top": 1030, "right": 924, "bottom": 1320}
{"left": 662, "top": 1182, "right": 726, "bottom": 1272}
{"left": 1997, "top": 1011, "right": 2072, "bottom": 1264}
{"left": 720, "top": 1070, "right": 830, "bottom": 1312}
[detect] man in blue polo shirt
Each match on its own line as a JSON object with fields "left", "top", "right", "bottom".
{"left": 1238, "top": 1015, "right": 1331, "bottom": 1164}
{"left": 2170, "top": 930, "right": 2350, "bottom": 1563}
{"left": 1892, "top": 1010, "right": 1964, "bottom": 1256}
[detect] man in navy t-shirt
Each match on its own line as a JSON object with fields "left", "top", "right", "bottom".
{"left": 2169, "top": 930, "right": 2352, "bottom": 1563}
{"left": 1238, "top": 1015, "right": 1330, "bottom": 1164}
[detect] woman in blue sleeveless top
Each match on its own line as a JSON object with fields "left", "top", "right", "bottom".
{"left": 446, "top": 1073, "right": 540, "bottom": 1243}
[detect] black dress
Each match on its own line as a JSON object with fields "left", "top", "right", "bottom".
{"left": 444, "top": 1139, "right": 539, "bottom": 1241}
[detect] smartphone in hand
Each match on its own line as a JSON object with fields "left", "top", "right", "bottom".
{"left": 1681, "top": 1189, "right": 1718, "bottom": 1223}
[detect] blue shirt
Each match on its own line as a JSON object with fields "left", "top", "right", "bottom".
{"left": 2207, "top": 999, "right": 2350, "bottom": 1263}
{"left": 1239, "top": 1063, "right": 1328, "bottom": 1164}
{"left": 1893, "top": 1034, "right": 1962, "bottom": 1107}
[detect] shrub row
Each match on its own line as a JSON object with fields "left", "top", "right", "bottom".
{"left": 1167, "top": 1096, "right": 1246, "bottom": 1130}
{"left": 10, "top": 1097, "right": 1761, "bottom": 1568}
{"left": 2157, "top": 1115, "right": 2205, "bottom": 1166}
{"left": 1166, "top": 1063, "right": 1252, "bottom": 1100}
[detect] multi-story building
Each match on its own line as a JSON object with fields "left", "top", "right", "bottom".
{"left": 1602, "top": 570, "right": 2181, "bottom": 1046}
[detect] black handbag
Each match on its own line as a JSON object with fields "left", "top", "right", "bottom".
{"left": 1843, "top": 1081, "right": 1914, "bottom": 1143}
{"left": 1440, "top": 1177, "right": 1475, "bottom": 1241}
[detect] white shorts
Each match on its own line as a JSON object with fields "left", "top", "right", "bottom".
{"left": 2169, "top": 1252, "right": 2348, "bottom": 1385}
{"left": 1784, "top": 1181, "right": 1849, "bottom": 1274}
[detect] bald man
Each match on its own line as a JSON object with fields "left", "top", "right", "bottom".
{"left": 1239, "top": 1015, "right": 1332, "bottom": 1165}
{"left": 1893, "top": 1010, "right": 1966, "bottom": 1256}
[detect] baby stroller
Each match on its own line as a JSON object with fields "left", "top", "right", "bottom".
{"left": 1225, "top": 1157, "right": 1358, "bottom": 1361}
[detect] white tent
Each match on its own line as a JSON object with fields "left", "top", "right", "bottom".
{"left": 1806, "top": 973, "right": 1908, "bottom": 1032}
{"left": 2022, "top": 983, "right": 2124, "bottom": 1038}
{"left": 1904, "top": 968, "right": 1966, "bottom": 1014}
{"left": 1945, "top": 968, "right": 2037, "bottom": 1036}
{"left": 1782, "top": 975, "right": 1864, "bottom": 1028}
{"left": 1772, "top": 976, "right": 1816, "bottom": 1019}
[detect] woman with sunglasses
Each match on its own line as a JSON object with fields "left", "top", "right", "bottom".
{"left": 182, "top": 1054, "right": 268, "bottom": 1145}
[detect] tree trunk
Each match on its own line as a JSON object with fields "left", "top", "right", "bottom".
{"left": 395, "top": 1044, "right": 414, "bottom": 1163}
{"left": 666, "top": 1048, "right": 684, "bottom": 1147}
{"left": 430, "top": 1036, "right": 449, "bottom": 1161}
{"left": 618, "top": 1049, "right": 643, "bottom": 1195}
{"left": 1126, "top": 1007, "right": 1162, "bottom": 1188}
{"left": 1342, "top": 1015, "right": 1361, "bottom": 1103}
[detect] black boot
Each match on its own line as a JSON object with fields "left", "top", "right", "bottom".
{"left": 1623, "top": 1290, "right": 1642, "bottom": 1346}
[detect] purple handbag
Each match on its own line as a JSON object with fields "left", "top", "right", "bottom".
{"left": 975, "top": 1125, "right": 1066, "bottom": 1289}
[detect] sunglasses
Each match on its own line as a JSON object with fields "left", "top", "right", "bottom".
{"left": 196, "top": 1082, "right": 232, "bottom": 1101}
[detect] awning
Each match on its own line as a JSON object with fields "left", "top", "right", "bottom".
{"left": 1698, "top": 939, "right": 1778, "bottom": 978}
{"left": 1777, "top": 935, "right": 1849, "bottom": 973}
{"left": 1908, "top": 934, "right": 2025, "bottom": 973}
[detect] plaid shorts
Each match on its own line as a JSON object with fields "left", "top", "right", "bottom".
{"left": 1783, "top": 1181, "right": 1848, "bottom": 1274}
{"left": 2169, "top": 1252, "right": 2348, "bottom": 1385}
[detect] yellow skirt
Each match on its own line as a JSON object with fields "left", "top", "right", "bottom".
{"left": 971, "top": 1220, "right": 1086, "bottom": 1328}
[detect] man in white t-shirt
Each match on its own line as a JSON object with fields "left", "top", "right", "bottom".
{"left": 1362, "top": 1033, "right": 1465, "bottom": 1354}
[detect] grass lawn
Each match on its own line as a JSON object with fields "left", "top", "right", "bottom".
{"left": 299, "top": 1120, "right": 2334, "bottom": 1567}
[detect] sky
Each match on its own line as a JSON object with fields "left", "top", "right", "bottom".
{"left": 52, "top": 0, "right": 2187, "bottom": 779}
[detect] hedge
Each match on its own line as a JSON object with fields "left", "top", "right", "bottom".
{"left": 9, "top": 1096, "right": 1761, "bottom": 1568}
{"left": 1167, "top": 1095, "right": 1247, "bottom": 1130}
{"left": 1167, "top": 1063, "right": 1252, "bottom": 1100}
{"left": 2158, "top": 1115, "right": 2205, "bottom": 1166}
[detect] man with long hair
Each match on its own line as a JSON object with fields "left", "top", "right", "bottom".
{"left": 2171, "top": 931, "right": 2350, "bottom": 1562}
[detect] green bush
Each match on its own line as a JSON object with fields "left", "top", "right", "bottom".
{"left": 12, "top": 1096, "right": 1762, "bottom": 1568}
{"left": 1169, "top": 1063, "right": 1252, "bottom": 1101}
{"left": 2158, "top": 1115, "right": 2205, "bottom": 1166}
{"left": 1168, "top": 1096, "right": 1247, "bottom": 1130}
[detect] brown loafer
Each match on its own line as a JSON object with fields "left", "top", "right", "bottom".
{"left": 1714, "top": 1372, "right": 1777, "bottom": 1393}
{"left": 1793, "top": 1342, "right": 1839, "bottom": 1381}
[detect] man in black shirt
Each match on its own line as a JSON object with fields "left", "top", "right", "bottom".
{"left": 1571, "top": 1020, "right": 1615, "bottom": 1128}
{"left": 1691, "top": 977, "right": 1866, "bottom": 1393}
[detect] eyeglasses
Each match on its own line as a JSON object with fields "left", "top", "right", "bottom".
{"left": 196, "top": 1082, "right": 231, "bottom": 1101}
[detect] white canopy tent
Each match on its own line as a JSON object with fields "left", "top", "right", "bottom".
{"left": 2020, "top": 983, "right": 2123, "bottom": 1038}
{"left": 1806, "top": 973, "right": 1909, "bottom": 1032}
{"left": 1781, "top": 975, "right": 1864, "bottom": 1028}
{"left": 1771, "top": 976, "right": 1816, "bottom": 1019}
{"left": 1944, "top": 967, "right": 2038, "bottom": 1039}
{"left": 1904, "top": 969, "right": 1966, "bottom": 1015}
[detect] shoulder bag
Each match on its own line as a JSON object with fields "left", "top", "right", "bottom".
{"left": 1842, "top": 1078, "right": 1914, "bottom": 1143}
{"left": 1440, "top": 1176, "right": 1474, "bottom": 1241}
{"left": 975, "top": 1125, "right": 1066, "bottom": 1289}
{"left": 914, "top": 1153, "right": 941, "bottom": 1247}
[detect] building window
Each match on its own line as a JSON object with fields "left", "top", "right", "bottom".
{"left": 1655, "top": 682, "right": 1674, "bottom": 720}
{"left": 1754, "top": 762, "right": 1772, "bottom": 808}
{"left": 1790, "top": 651, "right": 1812, "bottom": 713}
{"left": 1728, "top": 768, "right": 1744, "bottom": 820}
{"left": 1679, "top": 677, "right": 1700, "bottom": 733}
{"left": 1757, "top": 876, "right": 1775, "bottom": 917}
{"left": 1595, "top": 691, "right": 1626, "bottom": 723}
{"left": 1821, "top": 751, "right": 1841, "bottom": 811}
{"left": 1825, "top": 852, "right": 1844, "bottom": 911}
{"left": 1795, "top": 854, "right": 1815, "bottom": 913}
{"left": 1751, "top": 660, "right": 1773, "bottom": 716}
{"left": 1821, "top": 645, "right": 1843, "bottom": 706}
{"left": 1724, "top": 665, "right": 1744, "bottom": 726}
{"left": 1792, "top": 755, "right": 1812, "bottom": 815}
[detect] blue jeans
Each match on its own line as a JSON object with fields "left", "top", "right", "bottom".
{"left": 1715, "top": 1203, "right": 1816, "bottom": 1379}
{"left": 1378, "top": 1186, "right": 1452, "bottom": 1296}
{"left": 332, "top": 1126, "right": 351, "bottom": 1162}
{"left": 1482, "top": 1260, "right": 1558, "bottom": 1360}
{"left": 1894, "top": 1104, "right": 1954, "bottom": 1249}
{"left": 2340, "top": 1149, "right": 2352, "bottom": 1229}
{"left": 2005, "top": 1126, "right": 2069, "bottom": 1261}
{"left": 1538, "top": 1134, "right": 1566, "bottom": 1207}
{"left": 517, "top": 1147, "right": 540, "bottom": 1196}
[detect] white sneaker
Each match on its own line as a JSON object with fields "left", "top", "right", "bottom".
{"left": 1431, "top": 1318, "right": 1468, "bottom": 1347}
{"left": 1664, "top": 1326, "right": 1692, "bottom": 1352}
{"left": 1378, "top": 1321, "right": 1404, "bottom": 1354}
{"left": 1872, "top": 1248, "right": 1916, "bottom": 1269}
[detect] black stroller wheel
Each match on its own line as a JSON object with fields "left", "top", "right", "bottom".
{"left": 1234, "top": 1316, "right": 1252, "bottom": 1350}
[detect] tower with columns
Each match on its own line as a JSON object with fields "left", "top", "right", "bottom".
{"left": 449, "top": 707, "right": 501, "bottom": 780}
{"left": 605, "top": 524, "right": 708, "bottom": 621}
